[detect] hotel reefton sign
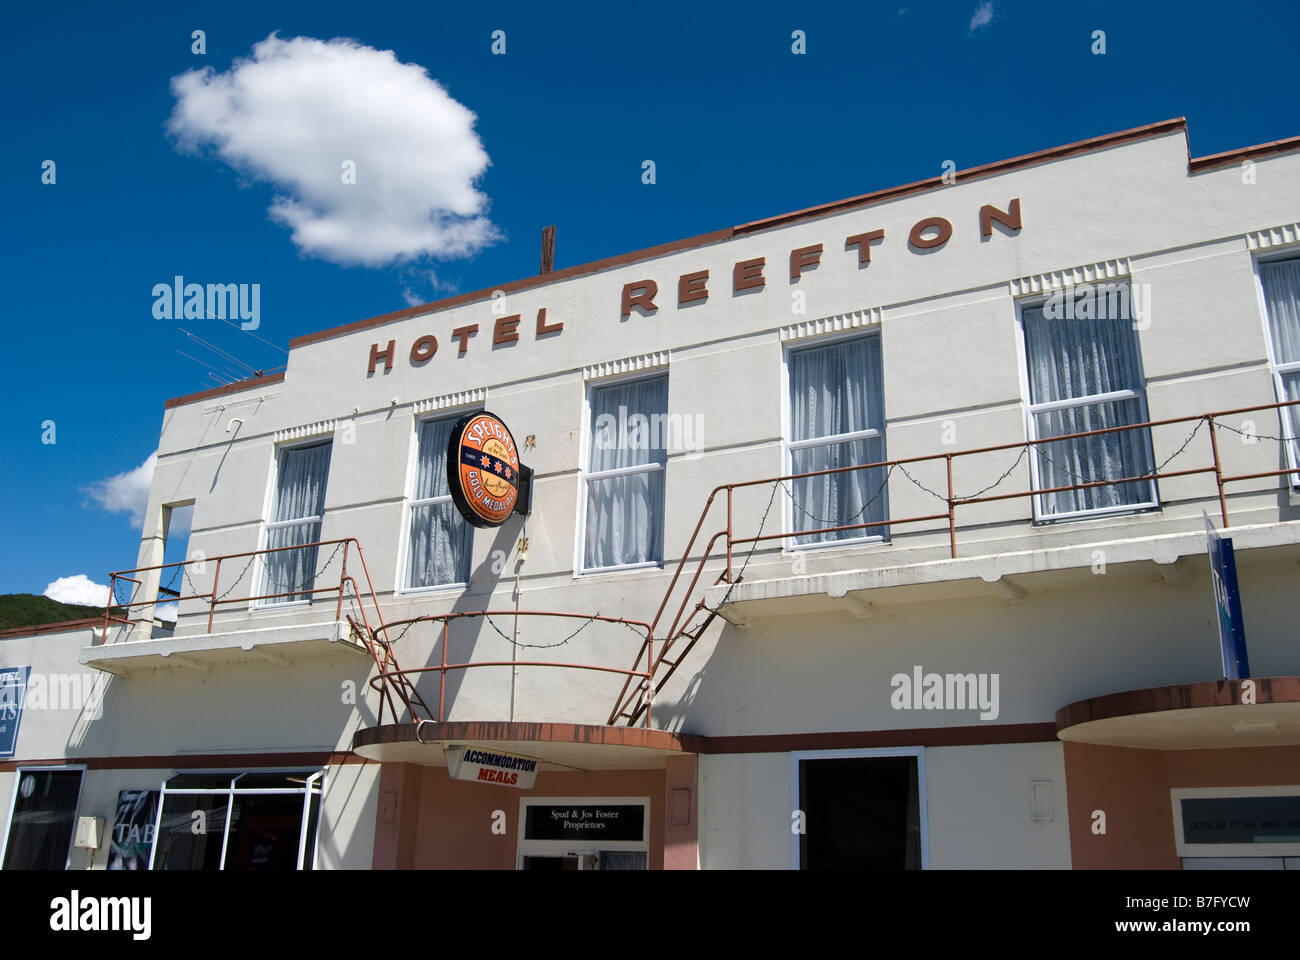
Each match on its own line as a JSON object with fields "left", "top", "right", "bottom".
{"left": 363, "top": 198, "right": 1022, "bottom": 371}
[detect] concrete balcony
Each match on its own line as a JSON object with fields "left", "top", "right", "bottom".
{"left": 80, "top": 619, "right": 370, "bottom": 675}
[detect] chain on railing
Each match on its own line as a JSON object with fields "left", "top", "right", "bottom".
{"left": 618, "top": 398, "right": 1300, "bottom": 726}
{"left": 363, "top": 611, "right": 656, "bottom": 728}
{"left": 99, "top": 537, "right": 390, "bottom": 647}
{"left": 95, "top": 400, "right": 1299, "bottom": 729}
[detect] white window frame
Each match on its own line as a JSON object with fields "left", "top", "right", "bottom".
{"left": 575, "top": 371, "right": 669, "bottom": 575}
{"left": 396, "top": 408, "right": 479, "bottom": 594}
{"left": 147, "top": 768, "right": 325, "bottom": 871}
{"left": 1170, "top": 785, "right": 1300, "bottom": 859}
{"left": 515, "top": 796, "right": 652, "bottom": 869}
{"left": 789, "top": 746, "right": 928, "bottom": 870}
{"left": 0, "top": 763, "right": 87, "bottom": 870}
{"left": 254, "top": 437, "right": 334, "bottom": 609}
{"left": 1013, "top": 291, "right": 1160, "bottom": 523}
{"left": 1251, "top": 250, "right": 1300, "bottom": 491}
{"left": 781, "top": 331, "right": 889, "bottom": 553}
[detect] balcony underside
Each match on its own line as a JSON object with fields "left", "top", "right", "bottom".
{"left": 1056, "top": 677, "right": 1300, "bottom": 750}
{"left": 352, "top": 721, "right": 704, "bottom": 770}
{"left": 80, "top": 620, "right": 369, "bottom": 674}
{"left": 705, "top": 519, "right": 1300, "bottom": 624}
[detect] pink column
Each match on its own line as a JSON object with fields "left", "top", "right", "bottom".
{"left": 663, "top": 754, "right": 699, "bottom": 870}
{"left": 372, "top": 762, "right": 423, "bottom": 869}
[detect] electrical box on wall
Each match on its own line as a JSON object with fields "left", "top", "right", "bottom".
{"left": 1029, "top": 780, "right": 1055, "bottom": 823}
{"left": 73, "top": 816, "right": 104, "bottom": 850}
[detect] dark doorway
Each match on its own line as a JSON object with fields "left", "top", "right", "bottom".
{"left": 798, "top": 755, "right": 922, "bottom": 869}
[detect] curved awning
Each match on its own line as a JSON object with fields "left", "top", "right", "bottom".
{"left": 352, "top": 721, "right": 705, "bottom": 770}
{"left": 1056, "top": 676, "right": 1300, "bottom": 750}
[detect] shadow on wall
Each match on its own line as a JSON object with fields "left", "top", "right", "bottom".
{"left": 313, "top": 759, "right": 380, "bottom": 869}
{"left": 394, "top": 517, "right": 526, "bottom": 723}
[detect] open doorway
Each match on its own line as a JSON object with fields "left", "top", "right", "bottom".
{"left": 792, "top": 748, "right": 927, "bottom": 870}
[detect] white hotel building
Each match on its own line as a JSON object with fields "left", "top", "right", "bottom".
{"left": 3, "top": 118, "right": 1300, "bottom": 870}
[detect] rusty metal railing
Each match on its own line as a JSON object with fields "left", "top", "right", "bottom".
{"left": 612, "top": 398, "right": 1300, "bottom": 726}
{"left": 100, "top": 537, "right": 389, "bottom": 646}
{"left": 96, "top": 399, "right": 1298, "bottom": 730}
{"left": 363, "top": 611, "right": 655, "bottom": 728}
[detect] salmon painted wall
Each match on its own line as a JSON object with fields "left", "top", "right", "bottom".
{"left": 1064, "top": 743, "right": 1300, "bottom": 869}
{"left": 374, "top": 762, "right": 668, "bottom": 869}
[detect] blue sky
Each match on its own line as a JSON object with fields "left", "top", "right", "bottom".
{"left": 2, "top": 0, "right": 1297, "bottom": 604}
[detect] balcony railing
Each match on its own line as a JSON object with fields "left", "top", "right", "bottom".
{"left": 614, "top": 398, "right": 1300, "bottom": 726}
{"left": 360, "top": 611, "right": 655, "bottom": 728}
{"left": 97, "top": 399, "right": 1299, "bottom": 730}
{"left": 99, "top": 537, "right": 390, "bottom": 648}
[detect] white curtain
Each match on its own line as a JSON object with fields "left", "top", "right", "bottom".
{"left": 788, "top": 337, "right": 888, "bottom": 544}
{"left": 265, "top": 442, "right": 331, "bottom": 601}
{"left": 408, "top": 417, "right": 473, "bottom": 587}
{"left": 1023, "top": 303, "right": 1155, "bottom": 514}
{"left": 584, "top": 376, "right": 668, "bottom": 568}
{"left": 1260, "top": 259, "right": 1300, "bottom": 472}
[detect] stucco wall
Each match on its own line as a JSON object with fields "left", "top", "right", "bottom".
{"left": 6, "top": 126, "right": 1300, "bottom": 870}
{"left": 133, "top": 130, "right": 1300, "bottom": 667}
{"left": 698, "top": 742, "right": 1073, "bottom": 869}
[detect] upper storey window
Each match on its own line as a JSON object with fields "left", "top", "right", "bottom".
{"left": 581, "top": 374, "right": 669, "bottom": 571}
{"left": 1019, "top": 289, "right": 1157, "bottom": 519}
{"left": 786, "top": 335, "right": 889, "bottom": 546}
{"left": 262, "top": 441, "right": 332, "bottom": 604}
{"left": 405, "top": 414, "right": 474, "bottom": 589}
{"left": 1257, "top": 256, "right": 1300, "bottom": 488}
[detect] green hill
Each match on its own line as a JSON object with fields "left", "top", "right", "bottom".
{"left": 0, "top": 593, "right": 118, "bottom": 632}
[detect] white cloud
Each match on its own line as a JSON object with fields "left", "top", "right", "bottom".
{"left": 969, "top": 1, "right": 994, "bottom": 32}
{"left": 400, "top": 268, "right": 459, "bottom": 305}
{"left": 44, "top": 575, "right": 111, "bottom": 608}
{"left": 83, "top": 452, "right": 155, "bottom": 527}
{"left": 168, "top": 33, "right": 500, "bottom": 266}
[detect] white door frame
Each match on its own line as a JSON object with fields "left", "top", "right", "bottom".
{"left": 789, "top": 746, "right": 929, "bottom": 870}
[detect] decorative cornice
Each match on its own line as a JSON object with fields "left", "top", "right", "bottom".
{"left": 413, "top": 388, "right": 487, "bottom": 415}
{"left": 583, "top": 351, "right": 670, "bottom": 381}
{"left": 274, "top": 419, "right": 336, "bottom": 443}
{"left": 1008, "top": 259, "right": 1130, "bottom": 297}
{"left": 780, "top": 308, "right": 882, "bottom": 343}
{"left": 1246, "top": 223, "right": 1300, "bottom": 251}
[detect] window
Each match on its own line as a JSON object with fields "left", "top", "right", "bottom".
{"left": 1020, "top": 290, "right": 1157, "bottom": 519}
{"left": 1257, "top": 257, "right": 1300, "bottom": 487}
{"left": 2, "top": 767, "right": 84, "bottom": 869}
{"left": 581, "top": 375, "right": 668, "bottom": 571}
{"left": 150, "top": 771, "right": 323, "bottom": 870}
{"left": 786, "top": 335, "right": 889, "bottom": 546}
{"left": 791, "top": 749, "right": 926, "bottom": 869}
{"left": 405, "top": 415, "right": 474, "bottom": 589}
{"left": 1171, "top": 786, "right": 1300, "bottom": 860}
{"left": 262, "top": 441, "right": 332, "bottom": 604}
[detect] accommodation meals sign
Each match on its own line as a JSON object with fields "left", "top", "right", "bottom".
{"left": 445, "top": 746, "right": 539, "bottom": 789}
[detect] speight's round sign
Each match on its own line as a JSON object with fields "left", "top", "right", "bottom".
{"left": 447, "top": 411, "right": 521, "bottom": 527}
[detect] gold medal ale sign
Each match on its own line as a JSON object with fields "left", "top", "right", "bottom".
{"left": 447, "top": 411, "right": 533, "bottom": 527}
